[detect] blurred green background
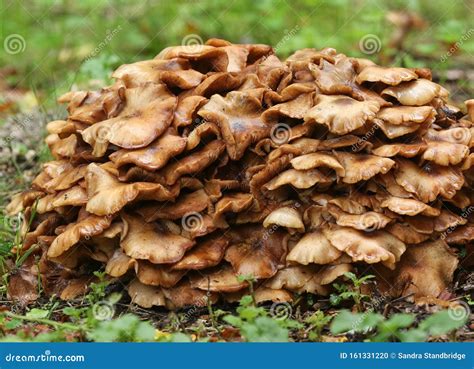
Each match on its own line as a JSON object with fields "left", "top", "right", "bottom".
{"left": 1, "top": 0, "right": 473, "bottom": 111}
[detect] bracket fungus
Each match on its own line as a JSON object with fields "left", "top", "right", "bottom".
{"left": 7, "top": 39, "right": 473, "bottom": 308}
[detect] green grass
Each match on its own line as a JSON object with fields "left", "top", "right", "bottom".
{"left": 1, "top": 0, "right": 473, "bottom": 109}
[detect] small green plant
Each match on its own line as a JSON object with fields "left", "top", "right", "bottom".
{"left": 330, "top": 272, "right": 375, "bottom": 311}
{"left": 236, "top": 274, "right": 258, "bottom": 304}
{"left": 87, "top": 314, "right": 155, "bottom": 342}
{"left": 223, "top": 295, "right": 302, "bottom": 342}
{"left": 330, "top": 308, "right": 468, "bottom": 342}
{"left": 304, "top": 310, "right": 333, "bottom": 341}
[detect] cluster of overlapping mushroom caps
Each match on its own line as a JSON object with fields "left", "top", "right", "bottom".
{"left": 6, "top": 38, "right": 474, "bottom": 309}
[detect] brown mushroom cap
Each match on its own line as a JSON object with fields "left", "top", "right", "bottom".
{"left": 138, "top": 189, "right": 209, "bottom": 222}
{"left": 394, "top": 158, "right": 464, "bottom": 202}
{"left": 190, "top": 264, "right": 248, "bottom": 292}
{"left": 373, "top": 119, "right": 423, "bottom": 139}
{"left": 310, "top": 58, "right": 362, "bottom": 99}
{"left": 424, "top": 127, "right": 472, "bottom": 145}
{"left": 105, "top": 249, "right": 136, "bottom": 277}
{"left": 162, "top": 283, "right": 218, "bottom": 309}
{"left": 355, "top": 65, "right": 418, "bottom": 85}
{"left": 380, "top": 196, "right": 440, "bottom": 216}
{"left": 305, "top": 94, "right": 380, "bottom": 135}
{"left": 59, "top": 85, "right": 124, "bottom": 125}
{"left": 157, "top": 44, "right": 251, "bottom": 73}
{"left": 6, "top": 190, "right": 44, "bottom": 215}
{"left": 290, "top": 152, "right": 345, "bottom": 176}
{"left": 377, "top": 240, "right": 458, "bottom": 299}
{"left": 263, "top": 206, "right": 305, "bottom": 233}
{"left": 85, "top": 163, "right": 179, "bottom": 215}
{"left": 48, "top": 214, "right": 112, "bottom": 257}
{"left": 375, "top": 105, "right": 436, "bottom": 127}
{"left": 263, "top": 168, "right": 333, "bottom": 190}
{"left": 372, "top": 142, "right": 427, "bottom": 158}
{"left": 224, "top": 226, "right": 289, "bottom": 279}
{"left": 422, "top": 141, "right": 469, "bottom": 166}
{"left": 120, "top": 213, "right": 195, "bottom": 264}
{"left": 128, "top": 279, "right": 166, "bottom": 308}
{"left": 173, "top": 95, "right": 208, "bottom": 128}
{"left": 445, "top": 223, "right": 474, "bottom": 245}
{"left": 81, "top": 83, "right": 176, "bottom": 156}
{"left": 135, "top": 261, "right": 185, "bottom": 287}
{"left": 326, "top": 196, "right": 368, "bottom": 214}
{"left": 46, "top": 134, "right": 78, "bottom": 159}
{"left": 265, "top": 265, "right": 327, "bottom": 295}
{"left": 265, "top": 263, "right": 351, "bottom": 295}
{"left": 334, "top": 152, "right": 395, "bottom": 184}
{"left": 324, "top": 226, "right": 406, "bottom": 269}
{"left": 464, "top": 99, "right": 474, "bottom": 121}
{"left": 381, "top": 79, "right": 447, "bottom": 106}
{"left": 386, "top": 222, "right": 430, "bottom": 244}
{"left": 199, "top": 91, "right": 270, "bottom": 160}
{"left": 262, "top": 93, "right": 314, "bottom": 122}
{"left": 171, "top": 233, "right": 229, "bottom": 270}
{"left": 186, "top": 122, "right": 221, "bottom": 150}
{"left": 109, "top": 129, "right": 187, "bottom": 171}
{"left": 112, "top": 59, "right": 204, "bottom": 89}
{"left": 287, "top": 230, "right": 342, "bottom": 265}
{"left": 160, "top": 140, "right": 226, "bottom": 185}
{"left": 327, "top": 205, "right": 393, "bottom": 231}
{"left": 40, "top": 163, "right": 87, "bottom": 193}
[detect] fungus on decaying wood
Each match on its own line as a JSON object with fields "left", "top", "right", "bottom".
{"left": 6, "top": 39, "right": 474, "bottom": 308}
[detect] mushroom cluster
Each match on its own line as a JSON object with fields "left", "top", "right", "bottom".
{"left": 7, "top": 39, "right": 474, "bottom": 308}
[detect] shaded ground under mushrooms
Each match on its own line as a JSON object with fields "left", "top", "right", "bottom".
{"left": 6, "top": 38, "right": 474, "bottom": 310}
